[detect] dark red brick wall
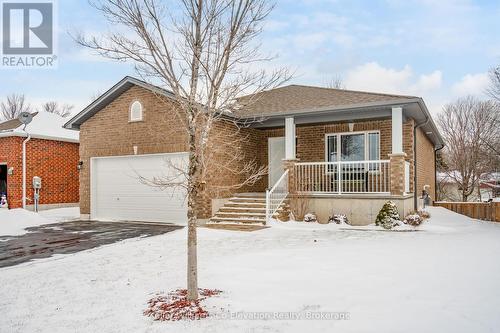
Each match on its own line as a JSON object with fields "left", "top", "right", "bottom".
{"left": 0, "top": 137, "right": 79, "bottom": 209}
{"left": 0, "top": 137, "right": 23, "bottom": 208}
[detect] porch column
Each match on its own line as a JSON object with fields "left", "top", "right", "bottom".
{"left": 391, "top": 106, "right": 403, "bottom": 154}
{"left": 390, "top": 106, "right": 406, "bottom": 195}
{"left": 389, "top": 153, "right": 406, "bottom": 195}
{"left": 285, "top": 117, "right": 296, "bottom": 160}
{"left": 284, "top": 117, "right": 298, "bottom": 195}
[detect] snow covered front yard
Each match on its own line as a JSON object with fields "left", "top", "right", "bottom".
{"left": 0, "top": 207, "right": 79, "bottom": 237}
{"left": 1, "top": 207, "right": 500, "bottom": 332}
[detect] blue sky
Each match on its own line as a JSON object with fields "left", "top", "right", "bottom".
{"left": 1, "top": 0, "right": 499, "bottom": 116}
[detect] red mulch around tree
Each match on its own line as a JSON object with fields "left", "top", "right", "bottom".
{"left": 144, "top": 289, "right": 222, "bottom": 321}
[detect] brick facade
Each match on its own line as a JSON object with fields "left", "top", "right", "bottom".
{"left": 0, "top": 136, "right": 79, "bottom": 209}
{"left": 415, "top": 127, "right": 436, "bottom": 200}
{"left": 79, "top": 85, "right": 188, "bottom": 216}
{"left": 79, "top": 84, "right": 435, "bottom": 219}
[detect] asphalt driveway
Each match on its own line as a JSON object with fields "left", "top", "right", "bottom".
{"left": 0, "top": 221, "right": 183, "bottom": 268}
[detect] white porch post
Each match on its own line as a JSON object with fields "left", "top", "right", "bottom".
{"left": 390, "top": 106, "right": 406, "bottom": 196}
{"left": 391, "top": 106, "right": 403, "bottom": 154}
{"left": 285, "top": 117, "right": 296, "bottom": 160}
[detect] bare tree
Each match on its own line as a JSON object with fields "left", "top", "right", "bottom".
{"left": 90, "top": 90, "right": 103, "bottom": 102}
{"left": 325, "top": 75, "right": 345, "bottom": 89}
{"left": 76, "top": 0, "right": 290, "bottom": 300}
{"left": 437, "top": 96, "right": 500, "bottom": 202}
{"left": 486, "top": 66, "right": 500, "bottom": 102}
{"left": 0, "top": 94, "right": 31, "bottom": 120}
{"left": 39, "top": 101, "right": 74, "bottom": 118}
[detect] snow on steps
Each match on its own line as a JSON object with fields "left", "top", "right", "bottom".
{"left": 208, "top": 193, "right": 287, "bottom": 226}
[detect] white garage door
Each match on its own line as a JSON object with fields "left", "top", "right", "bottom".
{"left": 91, "top": 153, "right": 188, "bottom": 224}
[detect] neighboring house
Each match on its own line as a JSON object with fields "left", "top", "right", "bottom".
{"left": 64, "top": 77, "right": 444, "bottom": 225}
{"left": 0, "top": 112, "right": 79, "bottom": 210}
{"left": 437, "top": 172, "right": 500, "bottom": 202}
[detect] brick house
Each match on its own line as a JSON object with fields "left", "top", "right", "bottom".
{"left": 0, "top": 112, "right": 79, "bottom": 210}
{"left": 64, "top": 77, "right": 444, "bottom": 225}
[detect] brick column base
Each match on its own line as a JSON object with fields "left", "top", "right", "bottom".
{"left": 389, "top": 153, "right": 406, "bottom": 196}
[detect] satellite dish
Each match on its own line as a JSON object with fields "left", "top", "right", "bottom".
{"left": 18, "top": 111, "right": 38, "bottom": 125}
{"left": 0, "top": 112, "right": 38, "bottom": 132}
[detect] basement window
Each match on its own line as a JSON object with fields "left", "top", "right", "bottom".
{"left": 129, "top": 101, "right": 143, "bottom": 122}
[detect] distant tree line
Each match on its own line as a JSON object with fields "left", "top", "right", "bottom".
{"left": 0, "top": 93, "right": 74, "bottom": 121}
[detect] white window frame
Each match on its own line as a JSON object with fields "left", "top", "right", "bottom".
{"left": 129, "top": 100, "right": 143, "bottom": 122}
{"left": 324, "top": 130, "right": 381, "bottom": 163}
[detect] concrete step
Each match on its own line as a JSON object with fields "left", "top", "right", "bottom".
{"left": 203, "top": 224, "right": 269, "bottom": 232}
{"left": 234, "top": 192, "right": 266, "bottom": 198}
{"left": 209, "top": 217, "right": 266, "bottom": 224}
{"left": 225, "top": 202, "right": 266, "bottom": 208}
{"left": 229, "top": 197, "right": 267, "bottom": 203}
{"left": 215, "top": 212, "right": 266, "bottom": 218}
{"left": 219, "top": 206, "right": 267, "bottom": 213}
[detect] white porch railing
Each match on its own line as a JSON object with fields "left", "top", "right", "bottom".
{"left": 266, "top": 170, "right": 289, "bottom": 222}
{"left": 294, "top": 160, "right": 390, "bottom": 194}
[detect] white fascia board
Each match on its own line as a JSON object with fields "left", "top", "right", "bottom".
{"left": 0, "top": 132, "right": 79, "bottom": 143}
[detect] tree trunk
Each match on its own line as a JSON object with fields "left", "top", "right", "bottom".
{"left": 186, "top": 130, "right": 199, "bottom": 301}
{"left": 187, "top": 193, "right": 198, "bottom": 300}
{"left": 462, "top": 191, "right": 468, "bottom": 202}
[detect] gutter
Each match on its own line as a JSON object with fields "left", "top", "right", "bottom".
{"left": 22, "top": 129, "right": 31, "bottom": 209}
{"left": 0, "top": 131, "right": 79, "bottom": 143}
{"left": 413, "top": 115, "right": 429, "bottom": 211}
{"left": 434, "top": 144, "right": 445, "bottom": 201}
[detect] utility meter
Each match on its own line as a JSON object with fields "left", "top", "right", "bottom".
{"left": 33, "top": 176, "right": 42, "bottom": 189}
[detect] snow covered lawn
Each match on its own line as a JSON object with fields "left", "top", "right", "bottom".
{"left": 0, "top": 207, "right": 79, "bottom": 237}
{"left": 1, "top": 207, "right": 500, "bottom": 332}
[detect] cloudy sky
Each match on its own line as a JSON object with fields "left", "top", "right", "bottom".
{"left": 1, "top": 0, "right": 499, "bottom": 117}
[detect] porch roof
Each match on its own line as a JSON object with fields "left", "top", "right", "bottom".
{"left": 235, "top": 84, "right": 417, "bottom": 118}
{"left": 236, "top": 85, "right": 444, "bottom": 149}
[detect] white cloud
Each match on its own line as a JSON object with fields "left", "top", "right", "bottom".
{"left": 292, "top": 32, "right": 328, "bottom": 51}
{"left": 451, "top": 73, "right": 489, "bottom": 97}
{"left": 344, "top": 62, "right": 442, "bottom": 95}
{"left": 412, "top": 70, "right": 443, "bottom": 92}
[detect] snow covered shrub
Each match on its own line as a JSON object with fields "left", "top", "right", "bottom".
{"left": 417, "top": 210, "right": 431, "bottom": 219}
{"left": 380, "top": 216, "right": 403, "bottom": 230}
{"left": 380, "top": 216, "right": 394, "bottom": 230}
{"left": 404, "top": 214, "right": 424, "bottom": 227}
{"left": 304, "top": 213, "right": 318, "bottom": 223}
{"left": 277, "top": 203, "right": 291, "bottom": 222}
{"left": 375, "top": 201, "right": 401, "bottom": 227}
{"left": 328, "top": 214, "right": 350, "bottom": 225}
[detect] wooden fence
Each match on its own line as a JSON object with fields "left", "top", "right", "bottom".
{"left": 434, "top": 201, "right": 500, "bottom": 222}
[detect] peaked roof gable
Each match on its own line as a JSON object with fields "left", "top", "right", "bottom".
{"left": 64, "top": 76, "right": 175, "bottom": 130}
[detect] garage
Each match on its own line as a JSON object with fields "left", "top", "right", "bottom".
{"left": 91, "top": 153, "right": 188, "bottom": 224}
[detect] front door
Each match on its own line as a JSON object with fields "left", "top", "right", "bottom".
{"left": 268, "top": 137, "right": 285, "bottom": 187}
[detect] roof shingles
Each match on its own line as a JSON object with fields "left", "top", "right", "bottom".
{"left": 235, "top": 84, "right": 418, "bottom": 117}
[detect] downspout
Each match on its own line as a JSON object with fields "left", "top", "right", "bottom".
{"left": 22, "top": 129, "right": 31, "bottom": 209}
{"left": 434, "top": 145, "right": 445, "bottom": 201}
{"left": 413, "top": 116, "right": 429, "bottom": 211}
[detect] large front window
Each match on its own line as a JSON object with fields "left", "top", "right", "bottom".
{"left": 326, "top": 131, "right": 380, "bottom": 162}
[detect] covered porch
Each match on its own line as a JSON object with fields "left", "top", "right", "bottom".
{"left": 265, "top": 106, "right": 413, "bottom": 224}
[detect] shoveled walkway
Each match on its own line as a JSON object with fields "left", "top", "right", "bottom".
{"left": 0, "top": 221, "right": 183, "bottom": 268}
